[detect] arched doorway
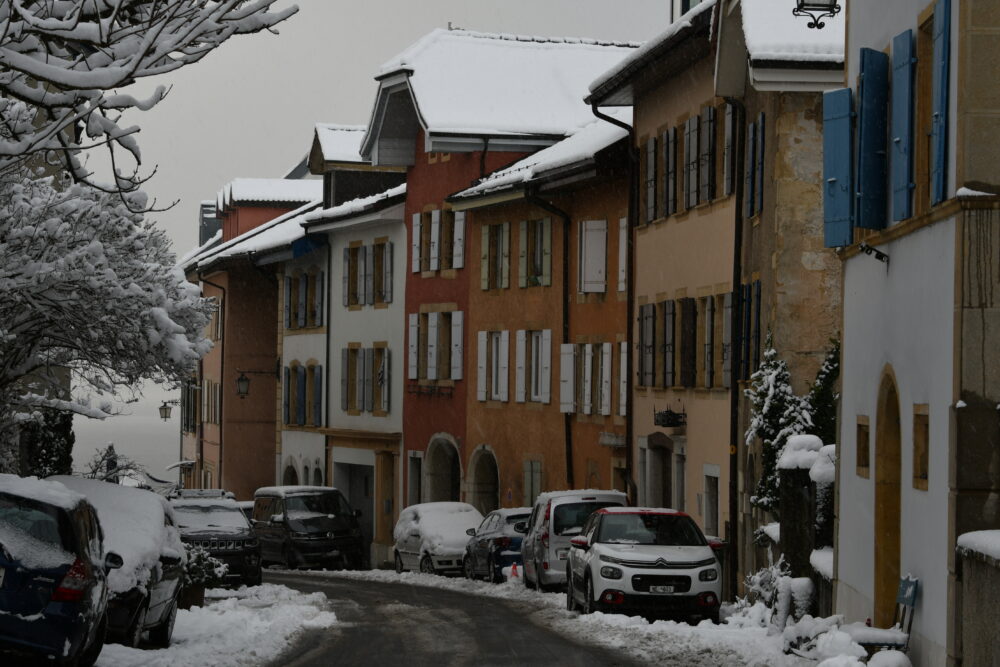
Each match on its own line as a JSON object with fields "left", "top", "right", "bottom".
{"left": 874, "top": 371, "right": 902, "bottom": 626}
{"left": 468, "top": 447, "right": 499, "bottom": 514}
{"left": 283, "top": 464, "right": 299, "bottom": 486}
{"left": 303, "top": 464, "right": 310, "bottom": 486}
{"left": 313, "top": 461, "right": 323, "bottom": 486}
{"left": 647, "top": 432, "right": 674, "bottom": 508}
{"left": 425, "top": 437, "right": 461, "bottom": 502}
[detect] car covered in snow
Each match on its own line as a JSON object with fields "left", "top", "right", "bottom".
{"left": 519, "top": 489, "right": 627, "bottom": 591}
{"left": 463, "top": 507, "right": 531, "bottom": 583}
{"left": 393, "top": 502, "right": 483, "bottom": 575}
{"left": 565, "top": 507, "right": 721, "bottom": 623}
{"left": 171, "top": 498, "right": 261, "bottom": 586}
{"left": 53, "top": 476, "right": 186, "bottom": 648}
{"left": 252, "top": 486, "right": 365, "bottom": 570}
{"left": 0, "top": 474, "right": 123, "bottom": 666}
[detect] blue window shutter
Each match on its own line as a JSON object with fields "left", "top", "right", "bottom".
{"left": 891, "top": 30, "right": 916, "bottom": 221}
{"left": 297, "top": 275, "right": 307, "bottom": 327}
{"left": 931, "top": 0, "right": 951, "bottom": 205}
{"left": 755, "top": 112, "right": 765, "bottom": 215}
{"left": 296, "top": 366, "right": 306, "bottom": 425}
{"left": 856, "top": 48, "right": 889, "bottom": 230}
{"left": 745, "top": 121, "right": 756, "bottom": 218}
{"left": 315, "top": 271, "right": 324, "bottom": 326}
{"left": 313, "top": 365, "right": 323, "bottom": 426}
{"left": 823, "top": 88, "right": 855, "bottom": 247}
{"left": 282, "top": 367, "right": 290, "bottom": 424}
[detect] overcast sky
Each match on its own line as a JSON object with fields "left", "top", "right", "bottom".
{"left": 72, "top": 0, "right": 668, "bottom": 481}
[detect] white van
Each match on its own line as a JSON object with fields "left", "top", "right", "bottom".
{"left": 518, "top": 489, "right": 627, "bottom": 590}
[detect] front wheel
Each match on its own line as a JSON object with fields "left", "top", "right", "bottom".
{"left": 419, "top": 555, "right": 435, "bottom": 575}
{"left": 76, "top": 614, "right": 106, "bottom": 667}
{"left": 147, "top": 599, "right": 176, "bottom": 648}
{"left": 394, "top": 552, "right": 405, "bottom": 573}
{"left": 463, "top": 556, "right": 476, "bottom": 580}
{"left": 125, "top": 599, "right": 147, "bottom": 648}
{"left": 565, "top": 568, "right": 578, "bottom": 611}
{"left": 488, "top": 556, "right": 503, "bottom": 584}
{"left": 582, "top": 577, "right": 596, "bottom": 615}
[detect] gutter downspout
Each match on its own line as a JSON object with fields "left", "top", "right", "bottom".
{"left": 724, "top": 96, "right": 747, "bottom": 600}
{"left": 590, "top": 103, "right": 638, "bottom": 502}
{"left": 200, "top": 276, "right": 226, "bottom": 490}
{"left": 324, "top": 245, "right": 333, "bottom": 482}
{"left": 524, "top": 188, "right": 574, "bottom": 488}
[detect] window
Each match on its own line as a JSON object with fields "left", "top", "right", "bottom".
{"left": 481, "top": 222, "right": 510, "bottom": 290}
{"left": 578, "top": 219, "right": 607, "bottom": 293}
{"left": 202, "top": 379, "right": 220, "bottom": 425}
{"left": 519, "top": 219, "right": 551, "bottom": 287}
{"left": 856, "top": 417, "right": 871, "bottom": 477}
{"left": 913, "top": 406, "right": 929, "bottom": 490}
{"left": 420, "top": 211, "right": 433, "bottom": 272}
{"left": 372, "top": 240, "right": 393, "bottom": 304}
{"left": 412, "top": 210, "right": 465, "bottom": 274}
{"left": 515, "top": 330, "right": 552, "bottom": 403}
{"left": 286, "top": 270, "right": 324, "bottom": 327}
{"left": 663, "top": 128, "right": 677, "bottom": 217}
{"left": 476, "top": 330, "right": 508, "bottom": 401}
{"left": 206, "top": 297, "right": 223, "bottom": 341}
{"left": 679, "top": 297, "right": 697, "bottom": 388}
{"left": 699, "top": 105, "right": 717, "bottom": 203}
{"left": 645, "top": 135, "right": 657, "bottom": 223}
{"left": 683, "top": 115, "right": 700, "bottom": 209}
{"left": 702, "top": 295, "right": 715, "bottom": 388}
{"left": 703, "top": 473, "right": 719, "bottom": 537}
{"left": 409, "top": 310, "right": 464, "bottom": 382}
{"left": 574, "top": 343, "right": 600, "bottom": 415}
{"left": 372, "top": 347, "right": 391, "bottom": 413}
{"left": 723, "top": 103, "right": 735, "bottom": 197}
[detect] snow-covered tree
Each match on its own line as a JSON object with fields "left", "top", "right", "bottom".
{"left": 745, "top": 333, "right": 813, "bottom": 513}
{"left": 20, "top": 409, "right": 75, "bottom": 477}
{"left": 0, "top": 169, "right": 213, "bottom": 459}
{"left": 0, "top": 0, "right": 297, "bottom": 194}
{"left": 807, "top": 339, "right": 840, "bottom": 448}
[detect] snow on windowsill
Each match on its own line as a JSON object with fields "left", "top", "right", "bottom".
{"left": 957, "top": 186, "right": 997, "bottom": 198}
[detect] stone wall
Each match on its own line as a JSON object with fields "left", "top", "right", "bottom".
{"left": 956, "top": 547, "right": 1000, "bottom": 666}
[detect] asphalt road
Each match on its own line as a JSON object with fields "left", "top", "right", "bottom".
{"left": 265, "top": 572, "right": 640, "bottom": 667}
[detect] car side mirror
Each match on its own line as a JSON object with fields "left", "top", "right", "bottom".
{"left": 513, "top": 521, "right": 527, "bottom": 534}
{"left": 104, "top": 551, "right": 124, "bottom": 573}
{"left": 570, "top": 536, "right": 590, "bottom": 551}
{"left": 466, "top": 528, "right": 476, "bottom": 536}
{"left": 271, "top": 514, "right": 285, "bottom": 524}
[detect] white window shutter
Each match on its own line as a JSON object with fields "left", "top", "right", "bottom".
{"left": 600, "top": 342, "right": 612, "bottom": 415}
{"left": 427, "top": 312, "right": 439, "bottom": 380}
{"left": 617, "top": 217, "right": 627, "bottom": 292}
{"left": 580, "top": 220, "right": 608, "bottom": 293}
{"left": 408, "top": 314, "right": 419, "bottom": 380}
{"left": 559, "top": 344, "right": 575, "bottom": 413}
{"left": 365, "top": 244, "right": 375, "bottom": 305}
{"left": 411, "top": 213, "right": 421, "bottom": 273}
{"left": 515, "top": 330, "right": 527, "bottom": 403}
{"left": 383, "top": 241, "right": 393, "bottom": 303}
{"left": 583, "top": 344, "right": 594, "bottom": 414}
{"left": 540, "top": 329, "right": 552, "bottom": 404}
{"left": 476, "top": 331, "right": 488, "bottom": 401}
{"left": 452, "top": 212, "right": 466, "bottom": 268}
{"left": 618, "top": 342, "right": 628, "bottom": 416}
{"left": 450, "top": 311, "right": 464, "bottom": 380}
{"left": 429, "top": 209, "right": 441, "bottom": 271}
{"left": 498, "top": 330, "right": 510, "bottom": 401}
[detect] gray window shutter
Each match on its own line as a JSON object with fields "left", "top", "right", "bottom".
{"left": 500, "top": 222, "right": 511, "bottom": 289}
{"left": 283, "top": 276, "right": 291, "bottom": 328}
{"left": 313, "top": 365, "right": 323, "bottom": 426}
{"left": 559, "top": 344, "right": 575, "bottom": 413}
{"left": 365, "top": 244, "right": 375, "bottom": 305}
{"left": 357, "top": 244, "right": 368, "bottom": 305}
{"left": 480, "top": 225, "right": 490, "bottom": 290}
{"left": 427, "top": 312, "right": 439, "bottom": 381}
{"left": 600, "top": 342, "right": 612, "bottom": 416}
{"left": 407, "top": 314, "right": 418, "bottom": 380}
{"left": 411, "top": 213, "right": 421, "bottom": 273}
{"left": 582, "top": 343, "right": 594, "bottom": 415}
{"left": 342, "top": 247, "right": 350, "bottom": 307}
{"left": 518, "top": 221, "right": 528, "bottom": 288}
{"left": 315, "top": 271, "right": 324, "bottom": 326}
{"left": 645, "top": 136, "right": 657, "bottom": 223}
{"left": 515, "top": 330, "right": 527, "bottom": 403}
{"left": 383, "top": 241, "right": 393, "bottom": 303}
{"left": 724, "top": 103, "right": 734, "bottom": 197}
{"left": 665, "top": 127, "right": 677, "bottom": 215}
{"left": 722, "top": 292, "right": 733, "bottom": 388}
{"left": 498, "top": 330, "right": 510, "bottom": 401}
{"left": 664, "top": 301, "right": 675, "bottom": 387}
{"left": 450, "top": 311, "right": 464, "bottom": 381}
{"left": 297, "top": 275, "right": 307, "bottom": 328}
{"left": 617, "top": 217, "right": 628, "bottom": 293}
{"left": 452, "top": 211, "right": 466, "bottom": 269}
{"left": 476, "top": 331, "right": 488, "bottom": 401}
{"left": 540, "top": 329, "right": 552, "bottom": 404}
{"left": 364, "top": 348, "right": 374, "bottom": 412}
{"left": 700, "top": 106, "right": 716, "bottom": 202}
{"left": 705, "top": 297, "right": 715, "bottom": 388}
{"left": 296, "top": 365, "right": 307, "bottom": 425}
{"left": 381, "top": 349, "right": 391, "bottom": 413}
{"left": 643, "top": 304, "right": 656, "bottom": 386}
{"left": 283, "top": 367, "right": 290, "bottom": 424}
{"left": 541, "top": 218, "right": 552, "bottom": 287}
{"left": 429, "top": 209, "right": 441, "bottom": 271}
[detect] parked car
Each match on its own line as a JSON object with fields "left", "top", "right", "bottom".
{"left": 0, "top": 474, "right": 122, "bottom": 666}
{"left": 463, "top": 507, "right": 530, "bottom": 583}
{"left": 519, "top": 489, "right": 627, "bottom": 591}
{"left": 393, "top": 502, "right": 483, "bottom": 575}
{"left": 565, "top": 507, "right": 721, "bottom": 623}
{"left": 252, "top": 486, "right": 365, "bottom": 570}
{"left": 171, "top": 498, "right": 261, "bottom": 586}
{"left": 53, "top": 476, "right": 186, "bottom": 648}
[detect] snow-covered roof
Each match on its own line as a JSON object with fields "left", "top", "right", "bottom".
{"left": 453, "top": 110, "right": 631, "bottom": 200}
{"left": 589, "top": 0, "right": 715, "bottom": 98}
{"left": 315, "top": 124, "right": 366, "bottom": 163}
{"left": 0, "top": 474, "right": 84, "bottom": 510}
{"left": 177, "top": 230, "right": 222, "bottom": 272}
{"left": 195, "top": 201, "right": 321, "bottom": 268}
{"left": 255, "top": 485, "right": 340, "bottom": 498}
{"left": 741, "top": 0, "right": 844, "bottom": 63}
{"left": 301, "top": 183, "right": 406, "bottom": 225}
{"left": 217, "top": 178, "right": 323, "bottom": 210}
{"left": 372, "top": 28, "right": 639, "bottom": 140}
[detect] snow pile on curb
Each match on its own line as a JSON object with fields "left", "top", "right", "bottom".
{"left": 96, "top": 584, "right": 336, "bottom": 667}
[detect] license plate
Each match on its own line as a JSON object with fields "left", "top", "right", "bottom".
{"left": 556, "top": 549, "right": 568, "bottom": 560}
{"left": 650, "top": 585, "right": 674, "bottom": 594}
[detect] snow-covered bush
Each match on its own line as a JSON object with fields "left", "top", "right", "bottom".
{"left": 807, "top": 339, "right": 840, "bottom": 447}
{"left": 183, "top": 544, "right": 229, "bottom": 588}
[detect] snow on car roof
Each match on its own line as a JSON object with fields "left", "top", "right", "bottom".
{"left": 315, "top": 123, "right": 366, "bottom": 163}
{"left": 170, "top": 498, "right": 241, "bottom": 509}
{"left": 534, "top": 489, "right": 627, "bottom": 505}
{"left": 494, "top": 507, "right": 531, "bottom": 517}
{"left": 0, "top": 474, "right": 85, "bottom": 510}
{"left": 598, "top": 506, "right": 686, "bottom": 515}
{"left": 377, "top": 28, "right": 638, "bottom": 138}
{"left": 254, "top": 485, "right": 341, "bottom": 498}
{"left": 741, "top": 0, "right": 844, "bottom": 64}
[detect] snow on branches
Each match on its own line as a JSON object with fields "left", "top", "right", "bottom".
{"left": 0, "top": 0, "right": 298, "bottom": 194}
{"left": 0, "top": 169, "right": 214, "bottom": 435}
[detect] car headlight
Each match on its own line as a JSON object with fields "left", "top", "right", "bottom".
{"left": 599, "top": 554, "right": 622, "bottom": 565}
{"left": 600, "top": 566, "right": 623, "bottom": 580}
{"left": 699, "top": 568, "right": 719, "bottom": 582}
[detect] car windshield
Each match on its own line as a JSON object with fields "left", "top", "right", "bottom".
{"left": 173, "top": 505, "right": 249, "bottom": 531}
{"left": 552, "top": 502, "right": 621, "bottom": 536}
{"left": 596, "top": 513, "right": 707, "bottom": 546}
{"left": 0, "top": 493, "right": 73, "bottom": 551}
{"left": 284, "top": 492, "right": 351, "bottom": 517}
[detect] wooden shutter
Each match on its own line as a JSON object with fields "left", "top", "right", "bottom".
{"left": 618, "top": 342, "right": 628, "bottom": 416}
{"left": 857, "top": 48, "right": 889, "bottom": 230}
{"left": 515, "top": 330, "right": 527, "bottom": 402}
{"left": 600, "top": 342, "right": 612, "bottom": 416}
{"left": 722, "top": 292, "right": 733, "bottom": 389}
{"left": 340, "top": 351, "right": 349, "bottom": 411}
{"left": 518, "top": 221, "right": 528, "bottom": 288}
{"left": 679, "top": 298, "right": 696, "bottom": 387}
{"left": 498, "top": 330, "right": 510, "bottom": 401}
{"left": 559, "top": 344, "right": 576, "bottom": 413}
{"left": 617, "top": 217, "right": 627, "bottom": 293}
{"left": 427, "top": 312, "right": 439, "bottom": 381}
{"left": 500, "top": 222, "right": 511, "bottom": 289}
{"left": 296, "top": 365, "right": 307, "bottom": 425}
{"left": 381, "top": 349, "right": 391, "bottom": 413}
{"left": 407, "top": 313, "right": 418, "bottom": 380}
{"left": 342, "top": 247, "right": 350, "bottom": 306}
{"left": 411, "top": 213, "right": 421, "bottom": 273}
{"left": 755, "top": 111, "right": 765, "bottom": 215}
{"left": 450, "top": 311, "right": 464, "bottom": 380}
{"left": 665, "top": 127, "right": 677, "bottom": 216}
{"left": 582, "top": 343, "right": 594, "bottom": 415}
{"left": 580, "top": 220, "right": 607, "bottom": 293}
{"left": 823, "top": 88, "right": 855, "bottom": 247}
{"left": 540, "top": 329, "right": 552, "bottom": 404}
{"left": 365, "top": 244, "right": 375, "bottom": 305}
{"left": 297, "top": 275, "right": 307, "bottom": 328}
{"left": 745, "top": 121, "right": 756, "bottom": 217}
{"left": 541, "top": 218, "right": 552, "bottom": 287}
{"left": 700, "top": 106, "right": 716, "bottom": 202}
{"left": 741, "top": 284, "right": 752, "bottom": 381}
{"left": 642, "top": 304, "right": 656, "bottom": 386}
{"left": 283, "top": 366, "right": 290, "bottom": 423}
{"left": 723, "top": 103, "right": 734, "bottom": 196}
{"left": 891, "top": 30, "right": 916, "bottom": 222}
{"left": 283, "top": 276, "right": 291, "bottom": 327}
{"left": 645, "top": 136, "right": 657, "bottom": 223}
{"left": 663, "top": 301, "right": 676, "bottom": 387}
{"left": 364, "top": 348, "right": 374, "bottom": 412}
{"left": 383, "top": 241, "right": 393, "bottom": 303}
{"left": 705, "top": 297, "right": 715, "bottom": 388}
{"left": 452, "top": 211, "right": 466, "bottom": 268}
{"left": 429, "top": 209, "right": 441, "bottom": 270}
{"left": 752, "top": 280, "right": 762, "bottom": 371}
{"left": 930, "top": 0, "right": 951, "bottom": 206}
{"left": 683, "top": 118, "right": 692, "bottom": 209}
{"left": 480, "top": 225, "right": 490, "bottom": 290}
{"left": 313, "top": 365, "right": 323, "bottom": 426}
{"left": 476, "top": 331, "right": 488, "bottom": 401}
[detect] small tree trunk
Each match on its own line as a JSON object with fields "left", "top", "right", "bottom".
{"left": 779, "top": 468, "right": 813, "bottom": 579}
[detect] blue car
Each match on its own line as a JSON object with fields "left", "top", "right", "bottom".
{"left": 463, "top": 507, "right": 531, "bottom": 583}
{"left": 0, "top": 475, "right": 123, "bottom": 666}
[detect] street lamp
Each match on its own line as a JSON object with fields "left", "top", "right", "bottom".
{"left": 792, "top": 0, "right": 841, "bottom": 29}
{"left": 234, "top": 368, "right": 275, "bottom": 399}
{"left": 158, "top": 400, "right": 180, "bottom": 421}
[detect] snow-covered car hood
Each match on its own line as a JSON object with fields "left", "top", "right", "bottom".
{"left": 595, "top": 543, "right": 715, "bottom": 565}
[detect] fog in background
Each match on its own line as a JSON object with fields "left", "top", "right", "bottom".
{"left": 72, "top": 0, "right": 668, "bottom": 482}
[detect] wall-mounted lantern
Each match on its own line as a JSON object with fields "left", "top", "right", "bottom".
{"left": 792, "top": 0, "right": 841, "bottom": 29}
